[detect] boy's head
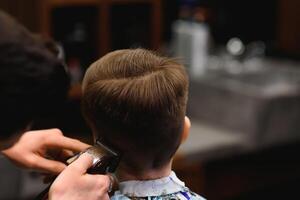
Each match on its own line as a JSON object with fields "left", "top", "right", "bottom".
{"left": 82, "top": 49, "right": 189, "bottom": 173}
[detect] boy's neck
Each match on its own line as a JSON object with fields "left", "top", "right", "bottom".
{"left": 117, "top": 161, "right": 172, "bottom": 182}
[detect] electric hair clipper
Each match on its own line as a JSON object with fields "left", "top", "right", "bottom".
{"left": 66, "top": 139, "right": 121, "bottom": 174}
{"left": 34, "top": 140, "right": 121, "bottom": 200}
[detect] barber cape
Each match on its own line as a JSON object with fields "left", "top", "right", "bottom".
{"left": 111, "top": 171, "right": 206, "bottom": 200}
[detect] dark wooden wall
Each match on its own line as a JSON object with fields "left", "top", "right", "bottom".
{"left": 0, "top": 0, "right": 40, "bottom": 32}
{"left": 1, "top": 0, "right": 299, "bottom": 55}
{"left": 278, "top": 0, "right": 300, "bottom": 55}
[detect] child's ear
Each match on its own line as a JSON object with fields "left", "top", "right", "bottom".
{"left": 181, "top": 116, "right": 191, "bottom": 143}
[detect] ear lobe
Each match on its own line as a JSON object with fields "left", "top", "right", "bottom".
{"left": 181, "top": 116, "right": 191, "bottom": 143}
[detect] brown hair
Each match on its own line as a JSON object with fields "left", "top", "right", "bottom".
{"left": 82, "top": 49, "right": 188, "bottom": 172}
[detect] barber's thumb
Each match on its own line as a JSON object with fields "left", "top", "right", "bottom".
{"left": 68, "top": 152, "right": 93, "bottom": 174}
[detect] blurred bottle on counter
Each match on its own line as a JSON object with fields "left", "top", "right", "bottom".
{"left": 68, "top": 57, "right": 83, "bottom": 84}
{"left": 64, "top": 22, "right": 86, "bottom": 84}
{"left": 66, "top": 22, "right": 87, "bottom": 84}
{"left": 172, "top": 0, "right": 211, "bottom": 77}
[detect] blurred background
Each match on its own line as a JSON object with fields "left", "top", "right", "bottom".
{"left": 0, "top": 0, "right": 300, "bottom": 199}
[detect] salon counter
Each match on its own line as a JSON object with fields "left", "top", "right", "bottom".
{"left": 174, "top": 58, "right": 300, "bottom": 199}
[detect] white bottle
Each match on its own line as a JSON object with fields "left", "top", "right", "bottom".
{"left": 172, "top": 20, "right": 210, "bottom": 77}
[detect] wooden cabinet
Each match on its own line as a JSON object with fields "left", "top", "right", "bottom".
{"left": 278, "top": 0, "right": 300, "bottom": 55}
{"left": 37, "top": 0, "right": 162, "bottom": 56}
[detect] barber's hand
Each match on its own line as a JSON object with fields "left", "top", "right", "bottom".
{"left": 49, "top": 153, "right": 111, "bottom": 200}
{"left": 2, "top": 129, "right": 90, "bottom": 174}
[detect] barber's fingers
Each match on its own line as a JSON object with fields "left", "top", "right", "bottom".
{"left": 30, "top": 155, "right": 67, "bottom": 174}
{"left": 66, "top": 153, "right": 113, "bottom": 190}
{"left": 67, "top": 153, "right": 94, "bottom": 174}
{"left": 84, "top": 174, "right": 111, "bottom": 198}
{"left": 45, "top": 130, "right": 91, "bottom": 152}
{"left": 53, "top": 149, "right": 74, "bottom": 162}
{"left": 55, "top": 137, "right": 90, "bottom": 152}
{"left": 50, "top": 154, "right": 112, "bottom": 199}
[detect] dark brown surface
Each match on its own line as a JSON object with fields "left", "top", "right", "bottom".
{"left": 278, "top": 0, "right": 300, "bottom": 55}
{"left": 174, "top": 141, "right": 300, "bottom": 200}
{"left": 37, "top": 0, "right": 162, "bottom": 56}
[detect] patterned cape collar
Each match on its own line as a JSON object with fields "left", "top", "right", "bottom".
{"left": 116, "top": 171, "right": 186, "bottom": 197}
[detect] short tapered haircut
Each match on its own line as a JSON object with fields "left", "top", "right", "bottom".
{"left": 82, "top": 49, "right": 188, "bottom": 172}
